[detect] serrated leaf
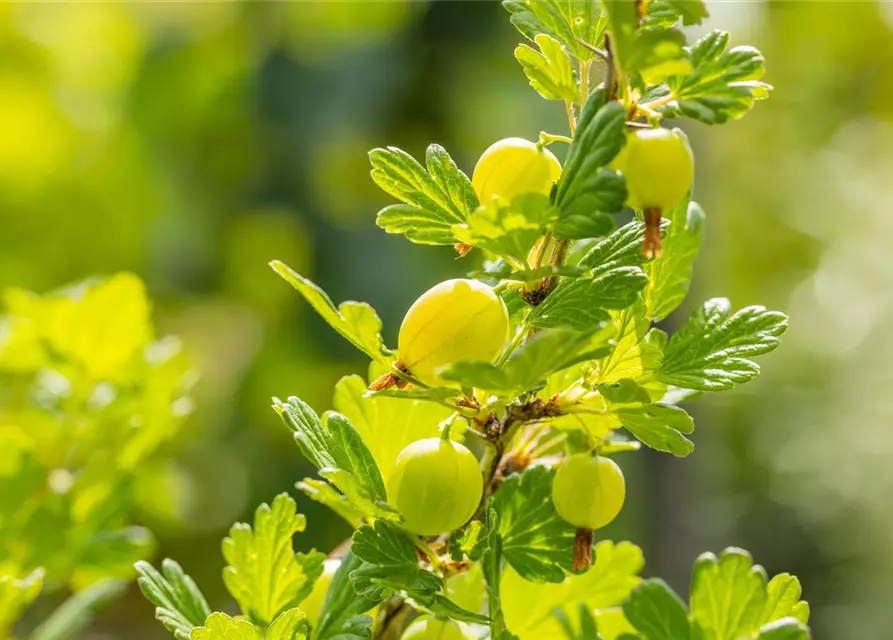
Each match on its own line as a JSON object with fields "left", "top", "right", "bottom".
{"left": 515, "top": 34, "right": 577, "bottom": 102}
{"left": 502, "top": 0, "right": 607, "bottom": 61}
{"left": 489, "top": 466, "right": 576, "bottom": 583}
{"left": 135, "top": 560, "right": 211, "bottom": 640}
{"left": 270, "top": 261, "right": 390, "bottom": 365}
{"left": 658, "top": 298, "right": 788, "bottom": 392}
{"left": 689, "top": 548, "right": 767, "bottom": 640}
{"left": 350, "top": 521, "right": 443, "bottom": 601}
{"left": 603, "top": 2, "right": 691, "bottom": 83}
{"left": 0, "top": 569, "right": 43, "bottom": 634}
{"left": 453, "top": 194, "right": 557, "bottom": 265}
{"left": 440, "top": 329, "right": 610, "bottom": 395}
{"left": 645, "top": 199, "right": 704, "bottom": 321}
{"left": 370, "top": 145, "right": 477, "bottom": 246}
{"left": 296, "top": 479, "right": 365, "bottom": 529}
{"left": 578, "top": 219, "right": 668, "bottom": 271}
{"left": 529, "top": 267, "right": 648, "bottom": 331}
{"left": 657, "top": 30, "right": 771, "bottom": 125}
{"left": 333, "top": 374, "right": 452, "bottom": 483}
{"left": 556, "top": 96, "right": 627, "bottom": 231}
{"left": 554, "top": 209, "right": 616, "bottom": 241}
{"left": 190, "top": 613, "right": 260, "bottom": 640}
{"left": 30, "top": 579, "right": 126, "bottom": 640}
{"left": 595, "top": 304, "right": 665, "bottom": 398}
{"left": 759, "top": 574, "right": 810, "bottom": 626}
{"left": 266, "top": 609, "right": 308, "bottom": 640}
{"left": 615, "top": 403, "right": 694, "bottom": 457}
{"left": 755, "top": 618, "right": 810, "bottom": 640}
{"left": 222, "top": 494, "right": 326, "bottom": 626}
{"left": 274, "top": 396, "right": 387, "bottom": 507}
{"left": 470, "top": 263, "right": 590, "bottom": 284}
{"left": 313, "top": 552, "right": 376, "bottom": 640}
{"left": 501, "top": 541, "right": 644, "bottom": 640}
{"left": 622, "top": 579, "right": 690, "bottom": 640}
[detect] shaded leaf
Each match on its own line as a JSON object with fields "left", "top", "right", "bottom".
{"left": 755, "top": 618, "right": 810, "bottom": 640}
{"left": 622, "top": 579, "right": 690, "bottom": 640}
{"left": 502, "top": 0, "right": 607, "bottom": 61}
{"left": 615, "top": 403, "right": 694, "bottom": 457}
{"left": 295, "top": 479, "right": 365, "bottom": 529}
{"left": 31, "top": 579, "right": 126, "bottom": 640}
{"left": 313, "top": 553, "right": 376, "bottom": 640}
{"left": 515, "top": 34, "right": 577, "bottom": 102}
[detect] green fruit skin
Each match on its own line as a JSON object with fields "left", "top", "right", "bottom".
{"left": 472, "top": 137, "right": 562, "bottom": 203}
{"left": 552, "top": 454, "right": 626, "bottom": 530}
{"left": 398, "top": 278, "right": 510, "bottom": 387}
{"left": 386, "top": 438, "right": 483, "bottom": 536}
{"left": 400, "top": 616, "right": 476, "bottom": 640}
{"left": 613, "top": 128, "right": 694, "bottom": 211}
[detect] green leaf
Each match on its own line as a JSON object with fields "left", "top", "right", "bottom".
{"left": 135, "top": 560, "right": 211, "bottom": 640}
{"left": 554, "top": 209, "right": 617, "bottom": 241}
{"left": 515, "top": 34, "right": 578, "bottom": 102}
{"left": 296, "top": 479, "right": 365, "bottom": 529}
{"left": 615, "top": 403, "right": 694, "bottom": 457}
{"left": 481, "top": 508, "right": 512, "bottom": 639}
{"left": 349, "top": 521, "right": 443, "bottom": 601}
{"left": 658, "top": 298, "right": 788, "bottom": 392}
{"left": 452, "top": 194, "right": 557, "bottom": 265}
{"left": 501, "top": 541, "right": 644, "bottom": 640}
{"left": 313, "top": 552, "right": 376, "bottom": 640}
{"left": 440, "top": 329, "right": 610, "bottom": 395}
{"left": 645, "top": 199, "right": 704, "bottom": 321}
{"left": 222, "top": 494, "right": 326, "bottom": 627}
{"left": 595, "top": 304, "right": 664, "bottom": 395}
{"left": 759, "top": 574, "right": 810, "bottom": 626}
{"left": 658, "top": 30, "right": 771, "bottom": 125}
{"left": 190, "top": 613, "right": 260, "bottom": 640}
{"left": 603, "top": 3, "right": 690, "bottom": 83}
{"left": 502, "top": 0, "right": 607, "bottom": 61}
{"left": 755, "top": 618, "right": 811, "bottom": 640}
{"left": 425, "top": 595, "right": 490, "bottom": 625}
{"left": 529, "top": 267, "right": 648, "bottom": 331}
{"left": 489, "top": 466, "right": 576, "bottom": 583}
{"left": 622, "top": 579, "right": 690, "bottom": 640}
{"left": 266, "top": 609, "right": 308, "bottom": 640}
{"left": 0, "top": 569, "right": 43, "bottom": 634}
{"left": 273, "top": 396, "right": 388, "bottom": 507}
{"left": 647, "top": 1, "right": 709, "bottom": 27}
{"left": 555, "top": 96, "right": 627, "bottom": 232}
{"left": 30, "top": 579, "right": 126, "bottom": 640}
{"left": 333, "top": 374, "right": 452, "bottom": 485}
{"left": 469, "top": 263, "right": 590, "bottom": 284}
{"left": 689, "top": 548, "right": 767, "bottom": 640}
{"left": 270, "top": 261, "right": 391, "bottom": 365}
{"left": 578, "top": 219, "right": 668, "bottom": 271}
{"left": 370, "top": 144, "right": 477, "bottom": 246}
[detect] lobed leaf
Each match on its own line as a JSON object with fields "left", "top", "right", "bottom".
{"left": 135, "top": 560, "right": 211, "bottom": 640}
{"left": 313, "top": 552, "right": 376, "bottom": 640}
{"left": 658, "top": 30, "right": 771, "bottom": 125}
{"left": 270, "top": 261, "right": 390, "bottom": 365}
{"left": 603, "top": 2, "right": 691, "bottom": 83}
{"left": 295, "top": 479, "right": 365, "bottom": 529}
{"left": 759, "top": 574, "right": 810, "bottom": 626}
{"left": 645, "top": 199, "right": 705, "bottom": 322}
{"left": 689, "top": 548, "right": 767, "bottom": 640}
{"left": 614, "top": 402, "right": 694, "bottom": 457}
{"left": 502, "top": 0, "right": 607, "bottom": 61}
{"left": 754, "top": 618, "right": 811, "bottom": 640}
{"left": 439, "top": 329, "right": 610, "bottom": 395}
{"left": 190, "top": 613, "right": 260, "bottom": 640}
{"left": 222, "top": 494, "right": 325, "bottom": 627}
{"left": 622, "top": 579, "right": 691, "bottom": 640}
{"left": 488, "top": 466, "right": 576, "bottom": 583}
{"left": 515, "top": 34, "right": 578, "bottom": 102}
{"left": 370, "top": 144, "right": 477, "bottom": 246}
{"left": 658, "top": 298, "right": 789, "bottom": 392}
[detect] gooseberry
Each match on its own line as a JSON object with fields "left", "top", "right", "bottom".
{"left": 552, "top": 454, "right": 625, "bottom": 530}
{"left": 472, "top": 137, "right": 562, "bottom": 203}
{"left": 613, "top": 128, "right": 693, "bottom": 212}
{"left": 386, "top": 437, "right": 483, "bottom": 536}
{"left": 401, "top": 616, "right": 475, "bottom": 640}
{"left": 397, "top": 278, "right": 509, "bottom": 387}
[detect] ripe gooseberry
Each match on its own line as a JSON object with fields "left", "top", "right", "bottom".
{"left": 552, "top": 454, "right": 626, "bottom": 530}
{"left": 612, "top": 128, "right": 694, "bottom": 258}
{"left": 386, "top": 436, "right": 483, "bottom": 536}
{"left": 472, "top": 137, "right": 562, "bottom": 203}
{"left": 401, "top": 616, "right": 475, "bottom": 640}
{"left": 397, "top": 278, "right": 509, "bottom": 387}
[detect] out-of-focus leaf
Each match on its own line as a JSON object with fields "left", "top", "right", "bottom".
{"left": 515, "top": 34, "right": 577, "bottom": 102}
{"left": 0, "top": 569, "right": 43, "bottom": 634}
{"left": 135, "top": 560, "right": 211, "bottom": 640}
{"left": 502, "top": 0, "right": 607, "bottom": 61}
{"left": 30, "top": 579, "right": 127, "bottom": 640}
{"left": 622, "top": 579, "right": 690, "bottom": 640}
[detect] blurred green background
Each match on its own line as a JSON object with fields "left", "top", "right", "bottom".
{"left": 2, "top": 1, "right": 891, "bottom": 637}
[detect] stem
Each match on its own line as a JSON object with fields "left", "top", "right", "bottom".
{"left": 538, "top": 131, "right": 574, "bottom": 147}
{"left": 580, "top": 58, "right": 591, "bottom": 108}
{"left": 374, "top": 600, "right": 411, "bottom": 640}
{"left": 413, "top": 536, "right": 442, "bottom": 572}
{"left": 564, "top": 100, "right": 577, "bottom": 134}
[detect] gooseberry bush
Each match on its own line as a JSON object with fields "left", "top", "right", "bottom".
{"left": 137, "top": 3, "right": 811, "bottom": 640}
